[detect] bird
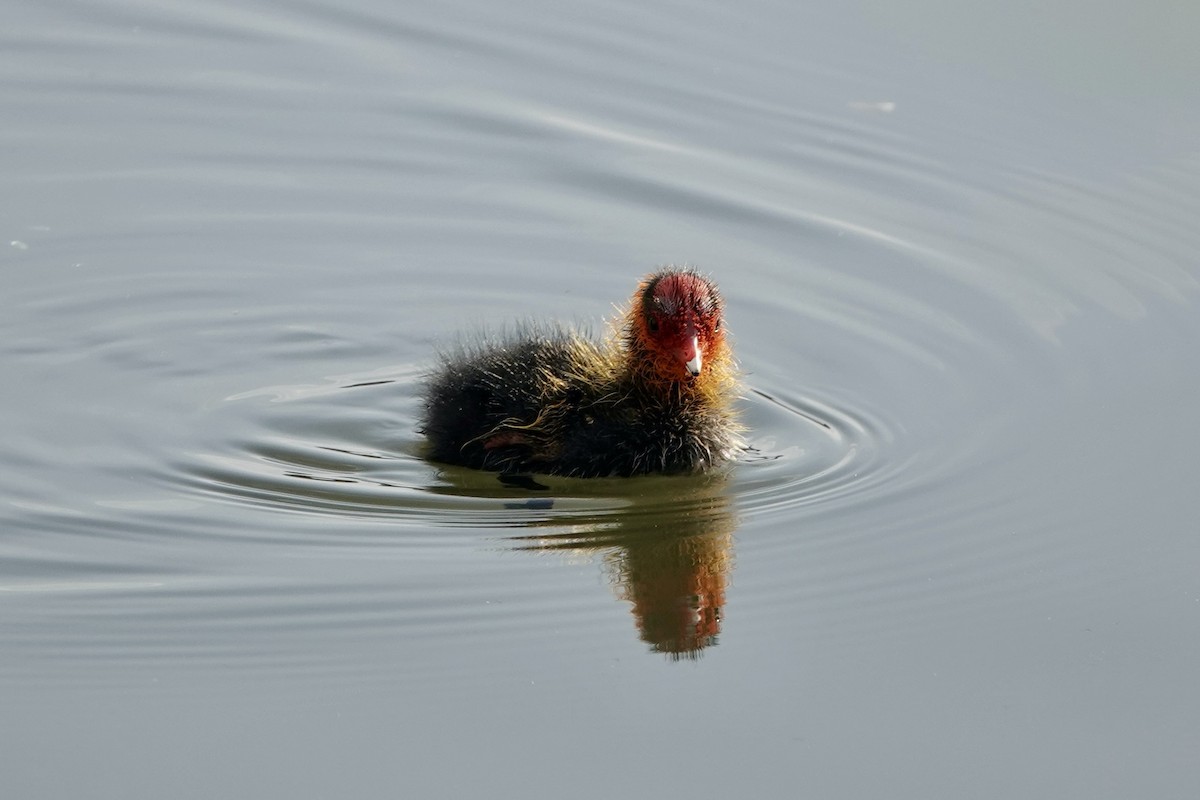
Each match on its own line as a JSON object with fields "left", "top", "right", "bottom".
{"left": 420, "top": 267, "right": 743, "bottom": 477}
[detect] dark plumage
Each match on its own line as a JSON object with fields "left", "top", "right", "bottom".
{"left": 420, "top": 268, "right": 742, "bottom": 478}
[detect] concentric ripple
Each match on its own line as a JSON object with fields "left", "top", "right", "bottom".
{"left": 172, "top": 360, "right": 891, "bottom": 539}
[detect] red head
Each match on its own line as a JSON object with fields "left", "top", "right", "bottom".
{"left": 631, "top": 269, "right": 726, "bottom": 382}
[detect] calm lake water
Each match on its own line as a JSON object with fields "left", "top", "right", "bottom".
{"left": 4, "top": 0, "right": 1199, "bottom": 797}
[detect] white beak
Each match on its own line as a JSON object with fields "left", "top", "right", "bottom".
{"left": 685, "top": 335, "right": 702, "bottom": 376}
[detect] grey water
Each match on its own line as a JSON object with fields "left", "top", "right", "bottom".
{"left": 4, "top": 0, "right": 1200, "bottom": 797}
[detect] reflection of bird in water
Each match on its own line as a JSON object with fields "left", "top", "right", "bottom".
{"left": 504, "top": 475, "right": 737, "bottom": 660}
{"left": 420, "top": 268, "right": 743, "bottom": 476}
{"left": 607, "top": 526, "right": 732, "bottom": 659}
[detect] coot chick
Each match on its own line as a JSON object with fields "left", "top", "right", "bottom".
{"left": 420, "top": 268, "right": 742, "bottom": 477}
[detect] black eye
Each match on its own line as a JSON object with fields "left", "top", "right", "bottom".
{"left": 647, "top": 315, "right": 659, "bottom": 333}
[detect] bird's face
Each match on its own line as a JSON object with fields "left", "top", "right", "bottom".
{"left": 636, "top": 271, "right": 725, "bottom": 382}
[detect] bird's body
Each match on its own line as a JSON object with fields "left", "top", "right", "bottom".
{"left": 420, "top": 268, "right": 742, "bottom": 478}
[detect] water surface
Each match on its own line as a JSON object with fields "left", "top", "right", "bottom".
{"left": 4, "top": 0, "right": 1200, "bottom": 797}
